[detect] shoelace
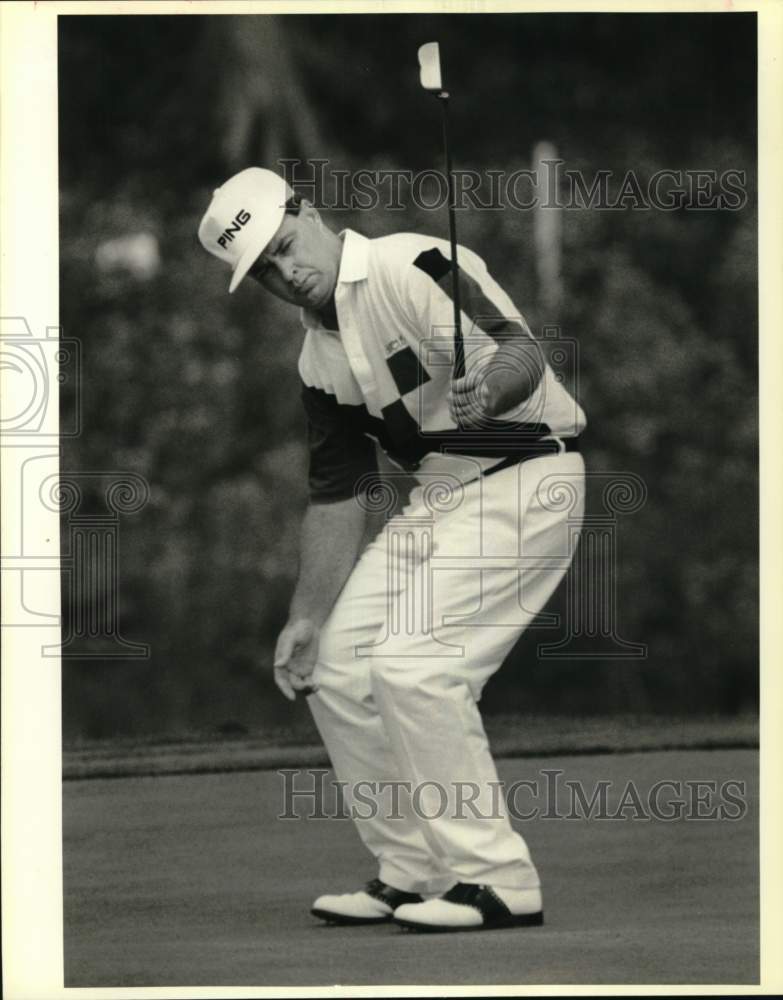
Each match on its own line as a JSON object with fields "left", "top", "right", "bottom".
{"left": 364, "top": 878, "right": 387, "bottom": 897}
{"left": 442, "top": 882, "right": 488, "bottom": 906}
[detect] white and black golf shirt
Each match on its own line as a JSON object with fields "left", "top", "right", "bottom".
{"left": 298, "top": 229, "right": 586, "bottom": 503}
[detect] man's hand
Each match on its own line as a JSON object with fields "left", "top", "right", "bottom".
{"left": 448, "top": 340, "right": 545, "bottom": 428}
{"left": 447, "top": 369, "right": 495, "bottom": 427}
{"left": 273, "top": 618, "right": 320, "bottom": 701}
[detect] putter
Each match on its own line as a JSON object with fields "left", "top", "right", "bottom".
{"left": 417, "top": 43, "right": 546, "bottom": 451}
{"left": 418, "top": 41, "right": 465, "bottom": 380}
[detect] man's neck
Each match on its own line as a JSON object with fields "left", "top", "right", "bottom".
{"left": 315, "top": 230, "right": 344, "bottom": 330}
{"left": 317, "top": 297, "right": 339, "bottom": 331}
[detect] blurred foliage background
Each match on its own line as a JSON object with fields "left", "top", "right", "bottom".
{"left": 58, "top": 12, "right": 757, "bottom": 740}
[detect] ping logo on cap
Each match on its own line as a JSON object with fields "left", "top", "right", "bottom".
{"left": 217, "top": 210, "right": 252, "bottom": 249}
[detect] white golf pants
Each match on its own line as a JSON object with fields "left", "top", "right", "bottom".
{"left": 308, "top": 450, "right": 585, "bottom": 894}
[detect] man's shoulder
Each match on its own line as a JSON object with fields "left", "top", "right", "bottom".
{"left": 370, "top": 230, "right": 449, "bottom": 251}
{"left": 367, "top": 231, "right": 487, "bottom": 282}
{"left": 368, "top": 230, "right": 450, "bottom": 265}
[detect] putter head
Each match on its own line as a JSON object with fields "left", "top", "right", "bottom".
{"left": 418, "top": 41, "right": 443, "bottom": 92}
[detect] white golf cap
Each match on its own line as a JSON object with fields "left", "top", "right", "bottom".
{"left": 198, "top": 167, "right": 294, "bottom": 293}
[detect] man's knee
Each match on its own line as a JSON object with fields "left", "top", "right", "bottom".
{"left": 369, "top": 657, "right": 460, "bottom": 703}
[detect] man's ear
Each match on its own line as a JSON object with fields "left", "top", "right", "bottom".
{"left": 299, "top": 199, "right": 320, "bottom": 223}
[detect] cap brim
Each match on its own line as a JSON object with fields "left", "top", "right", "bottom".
{"left": 229, "top": 240, "right": 264, "bottom": 294}
{"left": 228, "top": 204, "right": 286, "bottom": 294}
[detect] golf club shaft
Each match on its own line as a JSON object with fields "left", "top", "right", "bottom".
{"left": 438, "top": 91, "right": 465, "bottom": 380}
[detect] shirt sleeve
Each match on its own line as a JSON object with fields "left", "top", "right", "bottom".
{"left": 404, "top": 243, "right": 534, "bottom": 348}
{"left": 300, "top": 380, "right": 378, "bottom": 504}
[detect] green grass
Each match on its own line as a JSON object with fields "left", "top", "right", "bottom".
{"left": 64, "top": 749, "right": 759, "bottom": 985}
{"left": 63, "top": 712, "right": 758, "bottom": 780}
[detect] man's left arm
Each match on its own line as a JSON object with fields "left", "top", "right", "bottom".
{"left": 400, "top": 244, "right": 545, "bottom": 427}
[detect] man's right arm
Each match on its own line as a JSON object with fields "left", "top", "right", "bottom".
{"left": 271, "top": 378, "right": 378, "bottom": 700}
{"left": 274, "top": 496, "right": 367, "bottom": 700}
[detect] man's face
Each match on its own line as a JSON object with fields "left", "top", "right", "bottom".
{"left": 247, "top": 202, "right": 341, "bottom": 310}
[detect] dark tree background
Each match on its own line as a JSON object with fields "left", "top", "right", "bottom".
{"left": 58, "top": 13, "right": 758, "bottom": 739}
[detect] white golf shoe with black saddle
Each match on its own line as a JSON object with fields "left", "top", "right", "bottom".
{"left": 311, "top": 878, "right": 424, "bottom": 925}
{"left": 393, "top": 882, "right": 544, "bottom": 932}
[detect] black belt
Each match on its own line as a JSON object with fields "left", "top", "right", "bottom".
{"left": 483, "top": 437, "right": 580, "bottom": 478}
{"left": 390, "top": 433, "right": 580, "bottom": 474}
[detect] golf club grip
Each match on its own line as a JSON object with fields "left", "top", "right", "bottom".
{"left": 438, "top": 94, "right": 465, "bottom": 380}
{"left": 449, "top": 233, "right": 464, "bottom": 380}
{"left": 447, "top": 218, "right": 465, "bottom": 378}
{"left": 451, "top": 293, "right": 465, "bottom": 379}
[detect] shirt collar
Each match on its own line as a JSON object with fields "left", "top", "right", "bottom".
{"left": 335, "top": 228, "right": 369, "bottom": 284}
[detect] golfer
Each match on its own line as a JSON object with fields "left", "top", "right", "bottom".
{"left": 199, "top": 166, "right": 586, "bottom": 932}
